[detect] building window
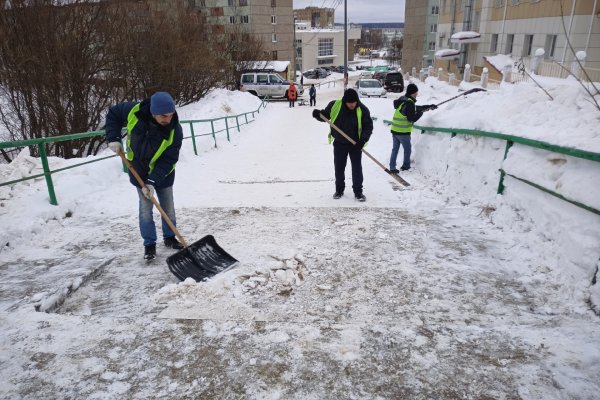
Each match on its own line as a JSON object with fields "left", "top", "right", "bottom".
{"left": 271, "top": 0, "right": 276, "bottom": 6}
{"left": 295, "top": 39, "right": 302, "bottom": 57}
{"left": 228, "top": 0, "right": 234, "bottom": 6}
{"left": 318, "top": 38, "right": 333, "bottom": 57}
{"left": 240, "top": 15, "right": 249, "bottom": 23}
{"left": 430, "top": 24, "right": 437, "bottom": 33}
{"left": 522, "top": 34, "right": 533, "bottom": 56}
{"left": 505, "top": 34, "right": 514, "bottom": 54}
{"left": 495, "top": 0, "right": 504, "bottom": 6}
{"left": 239, "top": 0, "right": 248, "bottom": 5}
{"left": 511, "top": 0, "right": 519, "bottom": 5}
{"left": 318, "top": 58, "right": 334, "bottom": 65}
{"left": 431, "top": 5, "right": 439, "bottom": 14}
{"left": 490, "top": 33, "right": 498, "bottom": 53}
{"left": 271, "top": 33, "right": 277, "bottom": 42}
{"left": 271, "top": 15, "right": 277, "bottom": 24}
{"left": 229, "top": 16, "right": 236, "bottom": 23}
{"left": 428, "top": 41, "right": 435, "bottom": 51}
{"left": 194, "top": 0, "right": 206, "bottom": 6}
{"left": 271, "top": 50, "right": 278, "bottom": 60}
{"left": 544, "top": 34, "right": 557, "bottom": 58}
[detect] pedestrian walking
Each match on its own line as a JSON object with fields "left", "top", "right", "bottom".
{"left": 389, "top": 83, "right": 437, "bottom": 172}
{"left": 312, "top": 88, "right": 373, "bottom": 202}
{"left": 105, "top": 91, "right": 184, "bottom": 261}
{"left": 309, "top": 84, "right": 317, "bottom": 106}
{"left": 287, "top": 81, "right": 298, "bottom": 107}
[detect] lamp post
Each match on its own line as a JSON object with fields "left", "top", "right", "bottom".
{"left": 344, "top": 0, "right": 348, "bottom": 90}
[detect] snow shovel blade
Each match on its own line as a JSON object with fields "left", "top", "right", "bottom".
{"left": 167, "top": 235, "right": 238, "bottom": 282}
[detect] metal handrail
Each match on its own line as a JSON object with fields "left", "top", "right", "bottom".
{"left": 381, "top": 121, "right": 600, "bottom": 216}
{"left": 0, "top": 97, "right": 269, "bottom": 205}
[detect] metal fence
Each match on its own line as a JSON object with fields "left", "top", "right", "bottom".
{"left": 0, "top": 98, "right": 269, "bottom": 205}
{"left": 382, "top": 120, "right": 600, "bottom": 216}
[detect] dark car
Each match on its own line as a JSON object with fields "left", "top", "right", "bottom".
{"left": 384, "top": 72, "right": 404, "bottom": 92}
{"left": 373, "top": 70, "right": 387, "bottom": 82}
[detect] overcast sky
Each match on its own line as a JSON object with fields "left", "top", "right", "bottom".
{"left": 293, "top": 0, "right": 405, "bottom": 24}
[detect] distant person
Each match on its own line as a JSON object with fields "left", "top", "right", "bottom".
{"left": 312, "top": 88, "right": 373, "bottom": 202}
{"left": 105, "top": 91, "right": 184, "bottom": 261}
{"left": 309, "top": 84, "right": 317, "bottom": 106}
{"left": 388, "top": 83, "right": 437, "bottom": 172}
{"left": 287, "top": 81, "right": 298, "bottom": 108}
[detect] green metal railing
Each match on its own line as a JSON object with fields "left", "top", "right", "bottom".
{"left": 396, "top": 122, "right": 600, "bottom": 216}
{"left": 0, "top": 98, "right": 269, "bottom": 205}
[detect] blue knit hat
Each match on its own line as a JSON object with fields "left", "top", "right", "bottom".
{"left": 150, "top": 92, "right": 176, "bottom": 115}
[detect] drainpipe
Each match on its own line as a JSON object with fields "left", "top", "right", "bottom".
{"left": 561, "top": 0, "right": 577, "bottom": 64}
{"left": 499, "top": 0, "right": 508, "bottom": 53}
{"left": 585, "top": 0, "right": 598, "bottom": 66}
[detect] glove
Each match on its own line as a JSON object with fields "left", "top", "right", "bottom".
{"left": 427, "top": 104, "right": 438, "bottom": 111}
{"left": 142, "top": 184, "right": 155, "bottom": 200}
{"left": 108, "top": 141, "right": 123, "bottom": 154}
{"left": 312, "top": 109, "right": 322, "bottom": 119}
{"left": 353, "top": 139, "right": 367, "bottom": 150}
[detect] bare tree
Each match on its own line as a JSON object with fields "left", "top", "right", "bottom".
{"left": 0, "top": 0, "right": 247, "bottom": 160}
{"left": 0, "top": 0, "right": 131, "bottom": 159}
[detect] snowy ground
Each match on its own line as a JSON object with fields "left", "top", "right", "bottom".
{"left": 1, "top": 76, "right": 599, "bottom": 399}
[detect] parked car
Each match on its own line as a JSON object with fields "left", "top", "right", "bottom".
{"left": 373, "top": 70, "right": 387, "bottom": 82}
{"left": 383, "top": 72, "right": 404, "bottom": 92}
{"left": 354, "top": 79, "right": 387, "bottom": 98}
{"left": 240, "top": 72, "right": 303, "bottom": 98}
{"left": 359, "top": 70, "right": 374, "bottom": 78}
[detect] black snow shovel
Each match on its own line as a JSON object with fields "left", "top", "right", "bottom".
{"left": 319, "top": 114, "right": 411, "bottom": 187}
{"left": 434, "top": 87, "right": 487, "bottom": 107}
{"left": 117, "top": 152, "right": 237, "bottom": 282}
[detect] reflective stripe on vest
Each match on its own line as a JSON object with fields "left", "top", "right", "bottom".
{"left": 328, "top": 99, "right": 363, "bottom": 144}
{"left": 126, "top": 104, "right": 176, "bottom": 174}
{"left": 391, "top": 98, "right": 414, "bottom": 134}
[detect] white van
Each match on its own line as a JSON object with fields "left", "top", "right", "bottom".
{"left": 240, "top": 72, "right": 303, "bottom": 98}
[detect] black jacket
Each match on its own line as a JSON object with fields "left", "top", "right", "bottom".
{"left": 105, "top": 99, "right": 183, "bottom": 189}
{"left": 314, "top": 100, "right": 373, "bottom": 144}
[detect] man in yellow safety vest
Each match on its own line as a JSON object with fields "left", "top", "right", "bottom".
{"left": 312, "top": 88, "right": 373, "bottom": 202}
{"left": 105, "top": 92, "right": 184, "bottom": 261}
{"left": 389, "top": 83, "right": 437, "bottom": 172}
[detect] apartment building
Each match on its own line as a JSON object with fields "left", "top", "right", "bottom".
{"left": 294, "top": 6, "right": 335, "bottom": 28}
{"left": 192, "top": 0, "right": 295, "bottom": 67}
{"left": 434, "top": 0, "right": 599, "bottom": 76}
{"left": 402, "top": 0, "right": 440, "bottom": 72}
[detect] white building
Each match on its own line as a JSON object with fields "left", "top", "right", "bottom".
{"left": 294, "top": 22, "right": 361, "bottom": 73}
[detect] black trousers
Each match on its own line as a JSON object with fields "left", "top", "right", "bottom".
{"left": 333, "top": 141, "right": 363, "bottom": 195}
{"left": 310, "top": 96, "right": 316, "bottom": 106}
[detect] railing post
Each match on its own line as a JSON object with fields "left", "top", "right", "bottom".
{"left": 235, "top": 116, "right": 240, "bottom": 132}
{"left": 245, "top": 113, "right": 248, "bottom": 124}
{"left": 210, "top": 120, "right": 217, "bottom": 147}
{"left": 189, "top": 122, "right": 198, "bottom": 155}
{"left": 481, "top": 67, "right": 489, "bottom": 88}
{"left": 38, "top": 142, "right": 58, "bottom": 205}
{"left": 463, "top": 64, "right": 471, "bottom": 82}
{"left": 224, "top": 117, "right": 230, "bottom": 141}
{"left": 497, "top": 140, "right": 514, "bottom": 194}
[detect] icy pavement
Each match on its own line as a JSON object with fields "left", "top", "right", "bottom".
{"left": 1, "top": 205, "right": 599, "bottom": 399}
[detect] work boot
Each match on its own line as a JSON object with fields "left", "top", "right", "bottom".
{"left": 164, "top": 236, "right": 184, "bottom": 250}
{"left": 390, "top": 169, "right": 400, "bottom": 174}
{"left": 355, "top": 193, "right": 366, "bottom": 202}
{"left": 333, "top": 191, "right": 343, "bottom": 199}
{"left": 144, "top": 244, "right": 156, "bottom": 261}
{"left": 400, "top": 166, "right": 411, "bottom": 171}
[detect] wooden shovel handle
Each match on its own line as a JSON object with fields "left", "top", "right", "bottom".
{"left": 117, "top": 151, "right": 188, "bottom": 247}
{"left": 319, "top": 114, "right": 410, "bottom": 187}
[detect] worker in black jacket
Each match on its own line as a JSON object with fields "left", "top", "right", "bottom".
{"left": 312, "top": 88, "right": 373, "bottom": 202}
{"left": 389, "top": 83, "right": 437, "bottom": 172}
